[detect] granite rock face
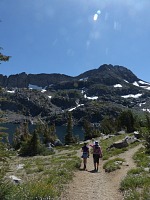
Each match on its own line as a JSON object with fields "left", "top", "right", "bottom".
{"left": 0, "top": 72, "right": 73, "bottom": 88}
{"left": 0, "top": 64, "right": 139, "bottom": 88}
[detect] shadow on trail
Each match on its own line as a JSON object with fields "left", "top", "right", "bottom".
{"left": 87, "top": 169, "right": 98, "bottom": 173}
{"left": 79, "top": 168, "right": 98, "bottom": 173}
{"left": 79, "top": 168, "right": 86, "bottom": 171}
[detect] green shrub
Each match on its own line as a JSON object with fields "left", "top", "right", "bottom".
{"left": 123, "top": 189, "right": 140, "bottom": 200}
{"left": 121, "top": 147, "right": 150, "bottom": 199}
{"left": 133, "top": 147, "right": 150, "bottom": 167}
{"left": 2, "top": 180, "right": 59, "bottom": 200}
{"left": 127, "top": 168, "right": 143, "bottom": 175}
{"left": 120, "top": 174, "right": 150, "bottom": 191}
{"left": 0, "top": 180, "right": 14, "bottom": 200}
{"left": 103, "top": 157, "right": 125, "bottom": 172}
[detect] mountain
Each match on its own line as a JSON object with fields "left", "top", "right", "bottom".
{"left": 0, "top": 72, "right": 73, "bottom": 88}
{"left": 0, "top": 64, "right": 150, "bottom": 125}
{"left": 0, "top": 64, "right": 139, "bottom": 88}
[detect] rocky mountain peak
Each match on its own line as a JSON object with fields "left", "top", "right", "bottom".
{"left": 0, "top": 64, "right": 146, "bottom": 89}
{"left": 97, "top": 64, "right": 138, "bottom": 83}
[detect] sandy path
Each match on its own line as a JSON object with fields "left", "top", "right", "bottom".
{"left": 61, "top": 144, "right": 142, "bottom": 200}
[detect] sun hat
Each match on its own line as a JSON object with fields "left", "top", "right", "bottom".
{"left": 94, "top": 141, "right": 99, "bottom": 146}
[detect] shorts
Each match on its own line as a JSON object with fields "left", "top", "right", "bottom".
{"left": 93, "top": 154, "right": 100, "bottom": 164}
{"left": 81, "top": 152, "right": 89, "bottom": 159}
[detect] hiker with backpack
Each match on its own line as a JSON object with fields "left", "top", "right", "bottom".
{"left": 91, "top": 141, "right": 103, "bottom": 172}
{"left": 81, "top": 142, "right": 89, "bottom": 170}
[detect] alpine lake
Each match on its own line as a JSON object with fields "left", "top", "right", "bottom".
{"left": 0, "top": 123, "right": 84, "bottom": 144}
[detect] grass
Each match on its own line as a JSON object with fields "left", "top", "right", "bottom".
{"left": 1, "top": 180, "right": 59, "bottom": 200}
{"left": 133, "top": 147, "right": 150, "bottom": 167}
{"left": 120, "top": 147, "right": 150, "bottom": 200}
{"left": 103, "top": 157, "right": 125, "bottom": 172}
{"left": 2, "top": 147, "right": 81, "bottom": 200}
{"left": 0, "top": 134, "right": 143, "bottom": 199}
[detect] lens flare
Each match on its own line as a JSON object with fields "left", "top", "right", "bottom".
{"left": 93, "top": 14, "right": 98, "bottom": 21}
{"left": 93, "top": 10, "right": 101, "bottom": 21}
{"left": 97, "top": 10, "right": 101, "bottom": 15}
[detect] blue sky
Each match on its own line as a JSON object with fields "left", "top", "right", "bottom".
{"left": 0, "top": 0, "right": 150, "bottom": 82}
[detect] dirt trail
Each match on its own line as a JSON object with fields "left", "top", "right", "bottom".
{"left": 61, "top": 144, "right": 142, "bottom": 200}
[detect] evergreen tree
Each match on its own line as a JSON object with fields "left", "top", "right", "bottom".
{"left": 12, "top": 122, "right": 31, "bottom": 150}
{"left": 83, "top": 119, "right": 92, "bottom": 140}
{"left": 38, "top": 122, "right": 57, "bottom": 145}
{"left": 20, "top": 122, "right": 31, "bottom": 142}
{"left": 20, "top": 130, "right": 42, "bottom": 156}
{"left": 83, "top": 119, "right": 102, "bottom": 140}
{"left": 117, "top": 110, "right": 135, "bottom": 133}
{"left": 143, "top": 114, "right": 150, "bottom": 154}
{"left": 65, "top": 112, "right": 76, "bottom": 145}
{"left": 29, "top": 130, "right": 41, "bottom": 156}
{"left": 100, "top": 116, "right": 116, "bottom": 135}
{"left": 0, "top": 47, "right": 10, "bottom": 64}
{"left": 146, "top": 114, "right": 150, "bottom": 131}
{"left": 42, "top": 124, "right": 51, "bottom": 144}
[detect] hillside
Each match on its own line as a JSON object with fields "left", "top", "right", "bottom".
{"left": 0, "top": 64, "right": 150, "bottom": 125}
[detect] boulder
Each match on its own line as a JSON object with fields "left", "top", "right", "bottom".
{"left": 45, "top": 143, "right": 54, "bottom": 151}
{"left": 108, "top": 139, "right": 128, "bottom": 149}
{"left": 134, "top": 131, "right": 142, "bottom": 139}
{"left": 108, "top": 134, "right": 140, "bottom": 150}
{"left": 54, "top": 139, "right": 63, "bottom": 146}
{"left": 124, "top": 136, "right": 138, "bottom": 144}
{"left": 9, "top": 175, "right": 21, "bottom": 184}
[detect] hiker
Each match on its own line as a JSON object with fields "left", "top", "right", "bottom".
{"left": 91, "top": 141, "right": 103, "bottom": 172}
{"left": 81, "top": 142, "right": 89, "bottom": 170}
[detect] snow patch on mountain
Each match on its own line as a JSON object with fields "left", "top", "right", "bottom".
{"left": 121, "top": 94, "right": 142, "bottom": 98}
{"left": 137, "top": 80, "right": 150, "bottom": 90}
{"left": 68, "top": 104, "right": 84, "bottom": 111}
{"left": 142, "top": 108, "right": 150, "bottom": 113}
{"left": 133, "top": 81, "right": 139, "bottom": 87}
{"left": 139, "top": 80, "right": 150, "bottom": 85}
{"left": 114, "top": 84, "right": 122, "bottom": 88}
{"left": 41, "top": 89, "right": 47, "bottom": 93}
{"left": 124, "top": 80, "right": 129, "bottom": 83}
{"left": 139, "top": 102, "right": 146, "bottom": 107}
{"left": 79, "top": 77, "right": 88, "bottom": 81}
{"left": 84, "top": 94, "right": 98, "bottom": 100}
{"left": 6, "top": 90, "right": 15, "bottom": 93}
{"left": 140, "top": 86, "right": 150, "bottom": 90}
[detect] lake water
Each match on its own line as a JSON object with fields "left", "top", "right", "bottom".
{"left": 0, "top": 123, "right": 84, "bottom": 144}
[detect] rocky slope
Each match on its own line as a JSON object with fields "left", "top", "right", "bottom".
{"left": 0, "top": 64, "right": 150, "bottom": 125}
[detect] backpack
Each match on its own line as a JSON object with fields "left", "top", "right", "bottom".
{"left": 93, "top": 145, "right": 102, "bottom": 157}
